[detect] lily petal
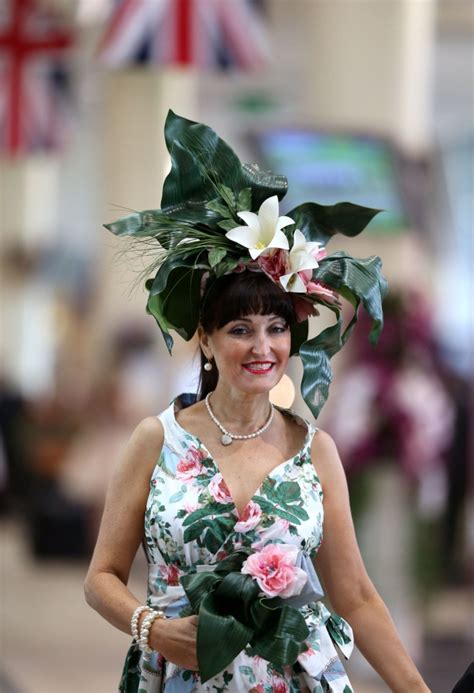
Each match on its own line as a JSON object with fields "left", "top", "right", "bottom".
{"left": 237, "top": 210, "right": 261, "bottom": 234}
{"left": 226, "top": 226, "right": 259, "bottom": 249}
{"left": 289, "top": 251, "right": 319, "bottom": 274}
{"left": 275, "top": 215, "right": 295, "bottom": 232}
{"left": 269, "top": 229, "right": 290, "bottom": 251}
{"left": 280, "top": 272, "right": 307, "bottom": 293}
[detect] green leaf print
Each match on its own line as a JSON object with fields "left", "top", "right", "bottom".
{"left": 238, "top": 665, "right": 256, "bottom": 684}
{"left": 183, "top": 520, "right": 208, "bottom": 543}
{"left": 184, "top": 515, "right": 236, "bottom": 548}
{"left": 253, "top": 496, "right": 308, "bottom": 525}
{"left": 168, "top": 490, "right": 185, "bottom": 503}
{"left": 275, "top": 480, "right": 300, "bottom": 502}
{"left": 182, "top": 502, "right": 234, "bottom": 526}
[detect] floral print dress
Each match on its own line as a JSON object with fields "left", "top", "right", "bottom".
{"left": 119, "top": 396, "right": 354, "bottom": 693}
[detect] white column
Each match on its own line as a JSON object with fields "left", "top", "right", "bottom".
{"left": 0, "top": 157, "right": 60, "bottom": 396}
{"left": 300, "top": 0, "right": 435, "bottom": 156}
{"left": 93, "top": 68, "right": 200, "bottom": 402}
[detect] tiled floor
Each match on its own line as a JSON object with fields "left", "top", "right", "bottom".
{"left": 1, "top": 520, "right": 471, "bottom": 693}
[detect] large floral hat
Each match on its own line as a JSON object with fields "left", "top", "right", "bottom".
{"left": 105, "top": 110, "right": 388, "bottom": 418}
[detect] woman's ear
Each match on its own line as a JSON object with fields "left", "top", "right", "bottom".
{"left": 197, "top": 326, "right": 212, "bottom": 359}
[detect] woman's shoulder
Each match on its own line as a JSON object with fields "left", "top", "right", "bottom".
{"left": 309, "top": 427, "right": 347, "bottom": 494}
{"left": 124, "top": 416, "right": 165, "bottom": 465}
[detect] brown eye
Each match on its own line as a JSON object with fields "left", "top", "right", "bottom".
{"left": 229, "top": 326, "right": 249, "bottom": 336}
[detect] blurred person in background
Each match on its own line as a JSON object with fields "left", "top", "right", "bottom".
{"left": 84, "top": 113, "right": 429, "bottom": 692}
{"left": 59, "top": 324, "right": 164, "bottom": 544}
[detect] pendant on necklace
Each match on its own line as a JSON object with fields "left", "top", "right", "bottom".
{"left": 221, "top": 433, "right": 233, "bottom": 446}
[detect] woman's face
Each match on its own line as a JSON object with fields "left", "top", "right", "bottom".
{"left": 199, "top": 313, "right": 291, "bottom": 395}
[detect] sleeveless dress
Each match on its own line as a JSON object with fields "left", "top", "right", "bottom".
{"left": 119, "top": 396, "right": 354, "bottom": 693}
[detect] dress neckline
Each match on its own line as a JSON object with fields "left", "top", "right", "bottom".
{"left": 170, "top": 397, "right": 314, "bottom": 516}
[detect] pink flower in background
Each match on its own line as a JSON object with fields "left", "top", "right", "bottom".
{"left": 234, "top": 500, "right": 262, "bottom": 532}
{"left": 257, "top": 248, "right": 288, "bottom": 283}
{"left": 241, "top": 543, "right": 307, "bottom": 598}
{"left": 176, "top": 447, "right": 205, "bottom": 482}
{"left": 208, "top": 472, "right": 233, "bottom": 504}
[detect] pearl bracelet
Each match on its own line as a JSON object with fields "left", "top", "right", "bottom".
{"left": 138, "top": 608, "right": 167, "bottom": 654}
{"left": 130, "top": 605, "right": 153, "bottom": 643}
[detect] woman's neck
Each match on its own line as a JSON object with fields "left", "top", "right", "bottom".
{"left": 207, "top": 386, "right": 272, "bottom": 432}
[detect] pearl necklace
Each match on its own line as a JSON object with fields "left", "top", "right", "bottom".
{"left": 205, "top": 392, "right": 275, "bottom": 446}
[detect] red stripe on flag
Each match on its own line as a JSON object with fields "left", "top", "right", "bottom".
{"left": 175, "top": 0, "right": 192, "bottom": 65}
{"left": 97, "top": 0, "right": 140, "bottom": 55}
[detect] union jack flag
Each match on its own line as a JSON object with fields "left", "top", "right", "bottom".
{"left": 0, "top": 0, "right": 74, "bottom": 157}
{"left": 98, "top": 0, "right": 269, "bottom": 71}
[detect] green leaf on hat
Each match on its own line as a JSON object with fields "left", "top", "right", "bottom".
{"left": 314, "top": 252, "right": 388, "bottom": 344}
{"left": 287, "top": 201, "right": 382, "bottom": 245}
{"left": 237, "top": 187, "right": 252, "bottom": 212}
{"left": 161, "top": 111, "right": 287, "bottom": 214}
{"left": 208, "top": 247, "right": 227, "bottom": 268}
{"left": 297, "top": 251, "right": 388, "bottom": 418}
{"left": 241, "top": 162, "right": 288, "bottom": 209}
{"left": 146, "top": 265, "right": 204, "bottom": 353}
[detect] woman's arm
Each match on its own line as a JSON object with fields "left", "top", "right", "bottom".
{"left": 312, "top": 430, "right": 430, "bottom": 693}
{"left": 84, "top": 416, "right": 198, "bottom": 670}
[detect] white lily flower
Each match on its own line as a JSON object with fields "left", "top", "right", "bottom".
{"left": 279, "top": 229, "right": 322, "bottom": 293}
{"left": 225, "top": 195, "right": 292, "bottom": 260}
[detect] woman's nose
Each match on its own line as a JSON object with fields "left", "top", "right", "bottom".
{"left": 252, "top": 331, "right": 271, "bottom": 356}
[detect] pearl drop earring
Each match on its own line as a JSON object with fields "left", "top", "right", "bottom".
{"left": 204, "top": 359, "right": 213, "bottom": 372}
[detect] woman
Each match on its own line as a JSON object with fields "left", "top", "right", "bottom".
{"left": 85, "top": 112, "right": 430, "bottom": 691}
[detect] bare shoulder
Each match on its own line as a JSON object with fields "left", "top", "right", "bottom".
{"left": 310, "top": 428, "right": 347, "bottom": 497}
{"left": 113, "top": 415, "right": 164, "bottom": 485}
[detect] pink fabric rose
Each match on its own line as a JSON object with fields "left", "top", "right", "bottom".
{"left": 257, "top": 248, "right": 289, "bottom": 283}
{"left": 305, "top": 279, "right": 341, "bottom": 307}
{"left": 208, "top": 472, "right": 233, "bottom": 504}
{"left": 241, "top": 543, "right": 307, "bottom": 598}
{"left": 176, "top": 447, "right": 205, "bottom": 482}
{"left": 234, "top": 500, "right": 262, "bottom": 533}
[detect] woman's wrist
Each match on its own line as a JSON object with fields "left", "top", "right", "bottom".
{"left": 148, "top": 615, "right": 168, "bottom": 651}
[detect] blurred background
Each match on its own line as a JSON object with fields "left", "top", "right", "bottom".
{"left": 0, "top": 0, "right": 472, "bottom": 691}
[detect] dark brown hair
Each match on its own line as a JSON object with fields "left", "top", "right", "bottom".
{"left": 197, "top": 270, "right": 296, "bottom": 399}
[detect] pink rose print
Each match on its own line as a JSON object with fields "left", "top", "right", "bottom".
{"left": 208, "top": 472, "right": 233, "bottom": 504}
{"left": 159, "top": 563, "right": 181, "bottom": 586}
{"left": 241, "top": 543, "right": 307, "bottom": 598}
{"left": 234, "top": 500, "right": 262, "bottom": 533}
{"left": 176, "top": 447, "right": 205, "bottom": 482}
{"left": 271, "top": 677, "right": 290, "bottom": 693}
